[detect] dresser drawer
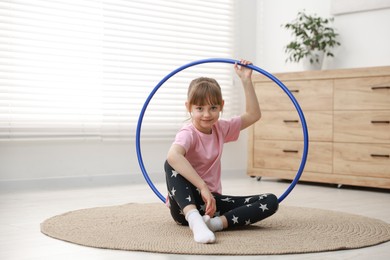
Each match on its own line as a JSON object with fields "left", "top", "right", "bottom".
{"left": 334, "top": 143, "right": 390, "bottom": 178}
{"left": 334, "top": 111, "right": 390, "bottom": 143}
{"left": 254, "top": 111, "right": 332, "bottom": 141}
{"left": 334, "top": 76, "right": 390, "bottom": 110}
{"left": 255, "top": 79, "right": 333, "bottom": 111}
{"left": 253, "top": 140, "right": 332, "bottom": 173}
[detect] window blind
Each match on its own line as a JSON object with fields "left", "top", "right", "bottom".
{"left": 0, "top": 0, "right": 238, "bottom": 141}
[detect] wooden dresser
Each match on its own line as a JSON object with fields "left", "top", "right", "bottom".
{"left": 248, "top": 66, "right": 390, "bottom": 189}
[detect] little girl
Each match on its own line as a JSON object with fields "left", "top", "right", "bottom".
{"left": 165, "top": 59, "right": 279, "bottom": 243}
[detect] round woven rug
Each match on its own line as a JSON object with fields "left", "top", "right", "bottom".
{"left": 41, "top": 203, "right": 390, "bottom": 255}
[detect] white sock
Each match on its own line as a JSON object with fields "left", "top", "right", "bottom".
{"left": 185, "top": 209, "right": 215, "bottom": 244}
{"left": 203, "top": 215, "right": 224, "bottom": 232}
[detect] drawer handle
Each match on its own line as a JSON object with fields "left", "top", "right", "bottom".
{"left": 370, "top": 154, "right": 390, "bottom": 158}
{"left": 283, "top": 149, "right": 299, "bottom": 153}
{"left": 371, "top": 86, "right": 390, "bottom": 90}
{"left": 371, "top": 120, "right": 390, "bottom": 124}
{"left": 290, "top": 89, "right": 300, "bottom": 93}
{"left": 283, "top": 120, "right": 299, "bottom": 123}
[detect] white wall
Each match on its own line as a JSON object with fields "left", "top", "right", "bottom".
{"left": 256, "top": 0, "right": 390, "bottom": 72}
{"left": 329, "top": 7, "right": 390, "bottom": 69}
{"left": 1, "top": 0, "right": 389, "bottom": 186}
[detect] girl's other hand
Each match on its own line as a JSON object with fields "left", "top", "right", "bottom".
{"left": 200, "top": 186, "right": 216, "bottom": 217}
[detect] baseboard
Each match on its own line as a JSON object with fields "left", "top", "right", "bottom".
{"left": 0, "top": 174, "right": 145, "bottom": 192}
{"left": 0, "top": 169, "right": 245, "bottom": 193}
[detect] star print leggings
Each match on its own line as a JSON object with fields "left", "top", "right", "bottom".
{"left": 164, "top": 161, "right": 279, "bottom": 228}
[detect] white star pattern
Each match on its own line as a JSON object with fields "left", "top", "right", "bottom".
{"left": 186, "top": 195, "right": 191, "bottom": 202}
{"left": 221, "top": 197, "right": 235, "bottom": 203}
{"left": 259, "top": 194, "right": 268, "bottom": 200}
{"left": 171, "top": 170, "right": 178, "bottom": 178}
{"left": 232, "top": 215, "right": 239, "bottom": 224}
{"left": 259, "top": 203, "right": 269, "bottom": 212}
{"left": 246, "top": 203, "right": 252, "bottom": 207}
{"left": 245, "top": 219, "right": 251, "bottom": 225}
{"left": 200, "top": 204, "right": 206, "bottom": 212}
{"left": 244, "top": 197, "right": 252, "bottom": 204}
{"left": 170, "top": 187, "right": 176, "bottom": 196}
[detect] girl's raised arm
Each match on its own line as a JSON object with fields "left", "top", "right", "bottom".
{"left": 234, "top": 60, "right": 261, "bottom": 130}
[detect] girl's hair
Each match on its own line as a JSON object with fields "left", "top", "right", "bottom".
{"left": 187, "top": 77, "right": 223, "bottom": 109}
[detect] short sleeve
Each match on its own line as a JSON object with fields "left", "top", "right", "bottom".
{"left": 218, "top": 116, "right": 242, "bottom": 143}
{"left": 172, "top": 127, "right": 194, "bottom": 153}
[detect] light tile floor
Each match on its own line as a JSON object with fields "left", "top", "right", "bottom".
{"left": 1, "top": 177, "right": 389, "bottom": 260}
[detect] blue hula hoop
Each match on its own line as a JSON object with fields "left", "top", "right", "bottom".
{"left": 136, "top": 58, "right": 309, "bottom": 204}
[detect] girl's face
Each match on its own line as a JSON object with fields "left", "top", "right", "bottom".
{"left": 187, "top": 103, "right": 223, "bottom": 134}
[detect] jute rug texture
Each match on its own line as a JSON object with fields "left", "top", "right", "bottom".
{"left": 41, "top": 203, "right": 390, "bottom": 255}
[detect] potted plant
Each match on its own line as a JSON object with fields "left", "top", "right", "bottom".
{"left": 283, "top": 11, "right": 341, "bottom": 69}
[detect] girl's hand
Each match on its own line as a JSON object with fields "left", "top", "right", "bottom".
{"left": 234, "top": 59, "right": 253, "bottom": 80}
{"left": 200, "top": 185, "right": 216, "bottom": 217}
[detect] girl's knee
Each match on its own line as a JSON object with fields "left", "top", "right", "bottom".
{"left": 265, "top": 193, "right": 279, "bottom": 213}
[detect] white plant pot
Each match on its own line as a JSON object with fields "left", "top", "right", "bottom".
{"left": 303, "top": 51, "right": 325, "bottom": 70}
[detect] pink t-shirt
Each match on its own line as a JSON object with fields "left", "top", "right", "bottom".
{"left": 173, "top": 116, "right": 242, "bottom": 194}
